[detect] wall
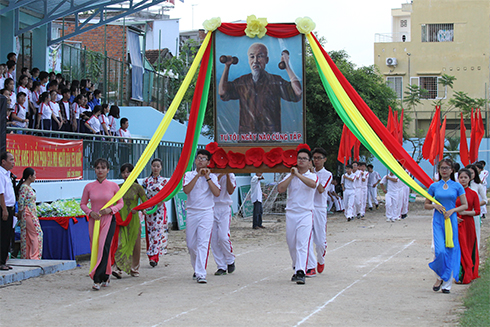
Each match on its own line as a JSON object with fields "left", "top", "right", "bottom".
{"left": 147, "top": 19, "right": 180, "bottom": 56}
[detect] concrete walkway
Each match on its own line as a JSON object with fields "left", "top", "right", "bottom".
{"left": 0, "top": 259, "right": 76, "bottom": 285}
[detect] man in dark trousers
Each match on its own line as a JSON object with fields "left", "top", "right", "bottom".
{"left": 0, "top": 151, "right": 15, "bottom": 270}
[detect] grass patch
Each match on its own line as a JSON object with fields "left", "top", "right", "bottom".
{"left": 460, "top": 238, "right": 490, "bottom": 327}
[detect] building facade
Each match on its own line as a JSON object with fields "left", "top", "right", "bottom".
{"left": 374, "top": 0, "right": 490, "bottom": 136}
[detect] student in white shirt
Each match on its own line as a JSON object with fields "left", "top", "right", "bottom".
{"left": 3, "top": 78, "right": 16, "bottom": 109}
{"left": 476, "top": 161, "right": 488, "bottom": 219}
{"left": 49, "top": 90, "right": 62, "bottom": 131}
{"left": 277, "top": 149, "right": 318, "bottom": 285}
{"left": 306, "top": 147, "right": 332, "bottom": 277}
{"left": 341, "top": 164, "right": 356, "bottom": 221}
{"left": 108, "top": 105, "right": 120, "bottom": 136}
{"left": 37, "top": 92, "right": 52, "bottom": 130}
{"left": 59, "top": 88, "right": 71, "bottom": 132}
{"left": 183, "top": 150, "right": 220, "bottom": 284}
{"left": 327, "top": 177, "right": 344, "bottom": 212}
{"left": 85, "top": 105, "right": 102, "bottom": 134}
{"left": 367, "top": 164, "right": 381, "bottom": 210}
{"left": 11, "top": 92, "right": 29, "bottom": 131}
{"left": 99, "top": 104, "right": 111, "bottom": 136}
{"left": 118, "top": 118, "right": 132, "bottom": 142}
{"left": 211, "top": 173, "right": 236, "bottom": 276}
{"left": 358, "top": 162, "right": 369, "bottom": 218}
{"left": 352, "top": 161, "right": 363, "bottom": 218}
{"left": 251, "top": 172, "right": 265, "bottom": 229}
{"left": 381, "top": 171, "right": 404, "bottom": 222}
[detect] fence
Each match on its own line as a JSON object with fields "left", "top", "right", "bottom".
{"left": 7, "top": 127, "right": 203, "bottom": 181}
{"left": 61, "top": 43, "right": 170, "bottom": 112}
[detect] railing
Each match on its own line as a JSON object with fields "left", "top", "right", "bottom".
{"left": 7, "top": 127, "right": 203, "bottom": 180}
{"left": 375, "top": 33, "right": 411, "bottom": 43}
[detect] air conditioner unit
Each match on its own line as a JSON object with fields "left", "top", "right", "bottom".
{"left": 386, "top": 57, "right": 398, "bottom": 66}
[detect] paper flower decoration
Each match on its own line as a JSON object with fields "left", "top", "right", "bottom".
{"left": 295, "top": 17, "right": 316, "bottom": 35}
{"left": 245, "top": 15, "right": 268, "bottom": 38}
{"left": 296, "top": 143, "right": 311, "bottom": 151}
{"left": 212, "top": 147, "right": 229, "bottom": 169}
{"left": 245, "top": 147, "right": 265, "bottom": 168}
{"left": 205, "top": 142, "right": 220, "bottom": 154}
{"left": 282, "top": 149, "right": 298, "bottom": 168}
{"left": 263, "top": 147, "right": 284, "bottom": 168}
{"left": 203, "top": 17, "right": 221, "bottom": 32}
{"left": 227, "top": 151, "right": 246, "bottom": 169}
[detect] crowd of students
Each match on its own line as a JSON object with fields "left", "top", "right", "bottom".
{"left": 1, "top": 53, "right": 131, "bottom": 140}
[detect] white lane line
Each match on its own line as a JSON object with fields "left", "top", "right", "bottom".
{"left": 294, "top": 239, "right": 415, "bottom": 327}
{"left": 151, "top": 240, "right": 357, "bottom": 326}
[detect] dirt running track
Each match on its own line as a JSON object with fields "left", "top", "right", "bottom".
{"left": 1, "top": 199, "right": 488, "bottom": 326}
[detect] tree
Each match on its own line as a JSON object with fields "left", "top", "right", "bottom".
{"left": 403, "top": 84, "right": 428, "bottom": 133}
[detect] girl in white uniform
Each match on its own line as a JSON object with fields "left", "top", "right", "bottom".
{"left": 341, "top": 165, "right": 356, "bottom": 221}
{"left": 11, "top": 92, "right": 29, "bottom": 130}
{"left": 277, "top": 149, "right": 318, "bottom": 285}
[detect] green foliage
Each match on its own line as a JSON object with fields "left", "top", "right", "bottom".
{"left": 403, "top": 84, "right": 428, "bottom": 110}
{"left": 84, "top": 50, "right": 104, "bottom": 83}
{"left": 448, "top": 91, "right": 486, "bottom": 116}
{"left": 438, "top": 74, "right": 457, "bottom": 89}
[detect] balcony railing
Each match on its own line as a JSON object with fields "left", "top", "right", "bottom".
{"left": 375, "top": 33, "right": 411, "bottom": 43}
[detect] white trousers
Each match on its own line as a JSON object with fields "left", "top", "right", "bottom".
{"left": 333, "top": 196, "right": 344, "bottom": 211}
{"left": 359, "top": 186, "right": 367, "bottom": 216}
{"left": 286, "top": 210, "right": 313, "bottom": 273}
{"left": 211, "top": 205, "right": 235, "bottom": 270}
{"left": 186, "top": 208, "right": 214, "bottom": 279}
{"left": 354, "top": 187, "right": 362, "bottom": 215}
{"left": 401, "top": 185, "right": 410, "bottom": 215}
{"left": 307, "top": 207, "right": 327, "bottom": 269}
{"left": 367, "top": 185, "right": 378, "bottom": 207}
{"left": 385, "top": 190, "right": 402, "bottom": 221}
{"left": 480, "top": 204, "right": 487, "bottom": 215}
{"left": 474, "top": 215, "right": 481, "bottom": 250}
{"left": 344, "top": 189, "right": 356, "bottom": 219}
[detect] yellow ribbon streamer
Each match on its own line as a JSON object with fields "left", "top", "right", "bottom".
{"left": 89, "top": 32, "right": 213, "bottom": 271}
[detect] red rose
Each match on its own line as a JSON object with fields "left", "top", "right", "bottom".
{"left": 245, "top": 147, "right": 265, "bottom": 168}
{"left": 212, "top": 148, "right": 228, "bottom": 168}
{"left": 263, "top": 148, "right": 284, "bottom": 168}
{"left": 227, "top": 151, "right": 246, "bottom": 169}
{"left": 208, "top": 159, "right": 216, "bottom": 168}
{"left": 296, "top": 143, "right": 311, "bottom": 151}
{"left": 282, "top": 149, "right": 297, "bottom": 168}
{"left": 205, "top": 142, "right": 220, "bottom": 154}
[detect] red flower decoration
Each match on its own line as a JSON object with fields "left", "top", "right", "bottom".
{"left": 245, "top": 147, "right": 265, "bottom": 168}
{"left": 227, "top": 151, "right": 246, "bottom": 169}
{"left": 282, "top": 149, "right": 298, "bottom": 168}
{"left": 296, "top": 143, "right": 311, "bottom": 151}
{"left": 212, "top": 148, "right": 228, "bottom": 168}
{"left": 205, "top": 142, "right": 220, "bottom": 154}
{"left": 208, "top": 159, "right": 215, "bottom": 168}
{"left": 263, "top": 147, "right": 284, "bottom": 168}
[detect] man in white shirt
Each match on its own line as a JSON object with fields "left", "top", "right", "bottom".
{"left": 211, "top": 173, "right": 236, "bottom": 276}
{"left": 0, "top": 152, "right": 16, "bottom": 270}
{"left": 278, "top": 149, "right": 318, "bottom": 285}
{"left": 251, "top": 172, "right": 265, "bottom": 229}
{"left": 380, "top": 171, "right": 404, "bottom": 222}
{"left": 306, "top": 147, "right": 332, "bottom": 277}
{"left": 183, "top": 150, "right": 220, "bottom": 284}
{"left": 352, "top": 162, "right": 362, "bottom": 218}
{"left": 358, "top": 162, "right": 369, "bottom": 218}
{"left": 341, "top": 164, "right": 356, "bottom": 221}
{"left": 366, "top": 164, "right": 381, "bottom": 210}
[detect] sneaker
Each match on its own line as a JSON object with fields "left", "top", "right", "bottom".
{"left": 305, "top": 268, "right": 316, "bottom": 278}
{"left": 215, "top": 269, "right": 227, "bottom": 276}
{"left": 376, "top": 204, "right": 379, "bottom": 209}
{"left": 197, "top": 277, "right": 207, "bottom": 284}
{"left": 227, "top": 262, "right": 236, "bottom": 274}
{"left": 192, "top": 273, "right": 197, "bottom": 280}
{"left": 386, "top": 218, "right": 391, "bottom": 222}
{"left": 295, "top": 270, "right": 306, "bottom": 284}
{"left": 101, "top": 277, "right": 110, "bottom": 287}
{"left": 401, "top": 214, "right": 407, "bottom": 219}
{"left": 369, "top": 207, "right": 373, "bottom": 211}
{"left": 92, "top": 283, "right": 101, "bottom": 291}
{"left": 291, "top": 274, "right": 299, "bottom": 282}
{"left": 482, "top": 214, "right": 486, "bottom": 219}
{"left": 317, "top": 263, "right": 325, "bottom": 274}
{"left": 347, "top": 217, "right": 351, "bottom": 221}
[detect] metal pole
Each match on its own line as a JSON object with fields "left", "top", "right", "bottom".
{"left": 121, "top": 18, "right": 126, "bottom": 106}
{"left": 0, "top": 95, "right": 6, "bottom": 153}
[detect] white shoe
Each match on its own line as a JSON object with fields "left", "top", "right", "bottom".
{"left": 386, "top": 218, "right": 390, "bottom": 222}
{"left": 92, "top": 283, "right": 101, "bottom": 291}
{"left": 197, "top": 277, "right": 207, "bottom": 284}
{"left": 101, "top": 277, "right": 110, "bottom": 287}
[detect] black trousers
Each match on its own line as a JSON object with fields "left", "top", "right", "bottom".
{"left": 93, "top": 216, "right": 116, "bottom": 284}
{"left": 252, "top": 201, "right": 263, "bottom": 228}
{"left": 0, "top": 206, "right": 14, "bottom": 265}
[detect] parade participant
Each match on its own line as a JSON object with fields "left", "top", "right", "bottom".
{"left": 0, "top": 152, "right": 15, "bottom": 270}
{"left": 183, "top": 150, "right": 220, "bottom": 284}
{"left": 380, "top": 171, "right": 403, "bottom": 222}
{"left": 425, "top": 159, "right": 467, "bottom": 294}
{"left": 366, "top": 164, "right": 380, "bottom": 210}
{"left": 80, "top": 158, "right": 123, "bottom": 290}
{"left": 218, "top": 43, "right": 302, "bottom": 136}
{"left": 475, "top": 161, "right": 487, "bottom": 219}
{"left": 16, "top": 168, "right": 42, "bottom": 260}
{"left": 112, "top": 163, "right": 147, "bottom": 278}
{"left": 10, "top": 92, "right": 29, "bottom": 130}
{"left": 251, "top": 172, "right": 265, "bottom": 229}
{"left": 358, "top": 162, "right": 368, "bottom": 218}
{"left": 466, "top": 164, "right": 487, "bottom": 249}
{"left": 277, "top": 149, "right": 318, "bottom": 285}
{"left": 211, "top": 173, "right": 236, "bottom": 276}
{"left": 456, "top": 169, "right": 480, "bottom": 284}
{"left": 341, "top": 165, "right": 356, "bottom": 221}
{"left": 306, "top": 147, "right": 332, "bottom": 277}
{"left": 400, "top": 168, "right": 411, "bottom": 219}
{"left": 327, "top": 177, "right": 344, "bottom": 213}
{"left": 142, "top": 158, "right": 168, "bottom": 267}
{"left": 352, "top": 162, "right": 362, "bottom": 218}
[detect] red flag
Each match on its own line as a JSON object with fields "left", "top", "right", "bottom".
{"left": 423, "top": 106, "right": 440, "bottom": 162}
{"left": 469, "top": 108, "right": 478, "bottom": 163}
{"left": 392, "top": 110, "right": 399, "bottom": 139}
{"left": 428, "top": 106, "right": 441, "bottom": 165}
{"left": 387, "top": 106, "right": 393, "bottom": 132}
{"left": 338, "top": 124, "right": 354, "bottom": 163}
{"left": 460, "top": 112, "right": 469, "bottom": 167}
{"left": 477, "top": 108, "right": 485, "bottom": 144}
{"left": 439, "top": 116, "right": 447, "bottom": 160}
{"left": 353, "top": 138, "right": 361, "bottom": 161}
{"left": 398, "top": 108, "right": 404, "bottom": 145}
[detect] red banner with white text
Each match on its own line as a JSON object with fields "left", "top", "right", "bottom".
{"left": 7, "top": 134, "right": 83, "bottom": 180}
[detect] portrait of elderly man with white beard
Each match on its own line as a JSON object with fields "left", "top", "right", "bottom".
{"left": 218, "top": 42, "right": 303, "bottom": 137}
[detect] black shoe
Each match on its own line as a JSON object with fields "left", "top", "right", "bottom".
{"left": 442, "top": 289, "right": 450, "bottom": 294}
{"left": 227, "top": 262, "right": 236, "bottom": 274}
{"left": 433, "top": 280, "right": 443, "bottom": 292}
{"left": 253, "top": 226, "right": 260, "bottom": 230}
{"left": 482, "top": 214, "right": 486, "bottom": 219}
{"left": 376, "top": 204, "right": 379, "bottom": 209}
{"left": 401, "top": 214, "right": 407, "bottom": 219}
{"left": 295, "top": 270, "right": 306, "bottom": 284}
{"left": 112, "top": 271, "right": 122, "bottom": 279}
{"left": 369, "top": 207, "right": 373, "bottom": 211}
{"left": 192, "top": 273, "right": 197, "bottom": 280}
{"left": 149, "top": 260, "right": 157, "bottom": 267}
{"left": 215, "top": 269, "right": 227, "bottom": 276}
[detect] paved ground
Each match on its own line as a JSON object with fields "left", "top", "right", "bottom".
{"left": 1, "top": 199, "right": 488, "bottom": 326}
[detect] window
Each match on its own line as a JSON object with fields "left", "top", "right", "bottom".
{"left": 386, "top": 76, "right": 403, "bottom": 99}
{"left": 400, "top": 20, "right": 407, "bottom": 28}
{"left": 410, "top": 76, "right": 446, "bottom": 99}
{"left": 421, "top": 24, "right": 454, "bottom": 42}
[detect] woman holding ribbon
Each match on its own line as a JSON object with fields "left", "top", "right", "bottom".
{"left": 424, "top": 158, "right": 467, "bottom": 294}
{"left": 112, "top": 163, "right": 147, "bottom": 278}
{"left": 80, "top": 158, "right": 123, "bottom": 290}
